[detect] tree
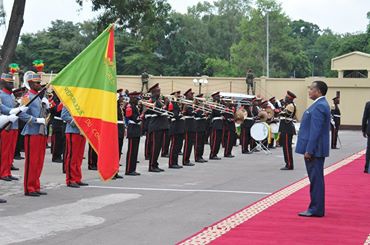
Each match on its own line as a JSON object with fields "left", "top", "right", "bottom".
{"left": 0, "top": 0, "right": 26, "bottom": 72}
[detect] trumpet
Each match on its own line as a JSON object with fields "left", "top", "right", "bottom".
{"left": 179, "top": 98, "right": 212, "bottom": 113}
{"left": 139, "top": 100, "right": 174, "bottom": 117}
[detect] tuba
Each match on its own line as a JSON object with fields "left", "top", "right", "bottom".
{"left": 258, "top": 110, "right": 268, "bottom": 122}
{"left": 235, "top": 108, "right": 246, "bottom": 124}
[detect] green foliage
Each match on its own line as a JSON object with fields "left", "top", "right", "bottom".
{"left": 13, "top": 0, "right": 370, "bottom": 77}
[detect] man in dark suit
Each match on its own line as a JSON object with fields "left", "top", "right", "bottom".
{"left": 296, "top": 81, "right": 331, "bottom": 217}
{"left": 362, "top": 101, "right": 370, "bottom": 174}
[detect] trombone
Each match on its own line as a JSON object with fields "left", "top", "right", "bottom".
{"left": 179, "top": 98, "right": 212, "bottom": 113}
{"left": 139, "top": 100, "right": 174, "bottom": 117}
{"left": 201, "top": 100, "right": 234, "bottom": 115}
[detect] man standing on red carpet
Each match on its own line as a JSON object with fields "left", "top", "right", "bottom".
{"left": 362, "top": 101, "right": 370, "bottom": 174}
{"left": 296, "top": 81, "right": 330, "bottom": 217}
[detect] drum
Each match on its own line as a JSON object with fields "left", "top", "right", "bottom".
{"left": 270, "top": 123, "right": 279, "bottom": 134}
{"left": 251, "top": 122, "right": 269, "bottom": 141}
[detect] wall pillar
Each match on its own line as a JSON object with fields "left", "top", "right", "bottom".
{"left": 338, "top": 70, "right": 344, "bottom": 78}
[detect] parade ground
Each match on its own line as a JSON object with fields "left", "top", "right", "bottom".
{"left": 0, "top": 130, "right": 368, "bottom": 245}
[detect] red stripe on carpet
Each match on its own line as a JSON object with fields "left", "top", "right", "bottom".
{"left": 178, "top": 151, "right": 369, "bottom": 245}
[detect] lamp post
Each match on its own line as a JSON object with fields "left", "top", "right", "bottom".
{"left": 266, "top": 11, "right": 270, "bottom": 77}
{"left": 312, "top": 56, "right": 318, "bottom": 77}
{"left": 193, "top": 75, "right": 208, "bottom": 94}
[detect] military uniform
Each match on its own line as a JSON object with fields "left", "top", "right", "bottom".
{"left": 49, "top": 94, "right": 65, "bottom": 163}
{"left": 125, "top": 92, "right": 142, "bottom": 175}
{"left": 279, "top": 91, "right": 297, "bottom": 170}
{"left": 240, "top": 102, "right": 255, "bottom": 154}
{"left": 209, "top": 92, "right": 223, "bottom": 160}
{"left": 194, "top": 94, "right": 208, "bottom": 163}
{"left": 61, "top": 107, "right": 87, "bottom": 187}
{"left": 182, "top": 89, "right": 196, "bottom": 166}
{"left": 223, "top": 105, "right": 236, "bottom": 157}
{"left": 21, "top": 72, "right": 49, "bottom": 196}
{"left": 168, "top": 91, "right": 184, "bottom": 168}
{"left": 330, "top": 97, "right": 341, "bottom": 149}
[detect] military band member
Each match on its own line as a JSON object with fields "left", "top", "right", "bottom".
{"left": 21, "top": 72, "right": 49, "bottom": 196}
{"left": 223, "top": 102, "right": 236, "bottom": 157}
{"left": 330, "top": 96, "right": 341, "bottom": 149}
{"left": 125, "top": 91, "right": 142, "bottom": 176}
{"left": 88, "top": 144, "right": 98, "bottom": 170}
{"left": 240, "top": 100, "right": 254, "bottom": 154}
{"left": 168, "top": 91, "right": 184, "bottom": 169}
{"left": 49, "top": 92, "right": 65, "bottom": 163}
{"left": 194, "top": 94, "right": 208, "bottom": 163}
{"left": 161, "top": 96, "right": 171, "bottom": 158}
{"left": 147, "top": 83, "right": 168, "bottom": 172}
{"left": 61, "top": 107, "right": 88, "bottom": 188}
{"left": 279, "top": 90, "right": 297, "bottom": 170}
{"left": 209, "top": 92, "right": 223, "bottom": 160}
{"left": 0, "top": 73, "right": 28, "bottom": 181}
{"left": 182, "top": 89, "right": 196, "bottom": 166}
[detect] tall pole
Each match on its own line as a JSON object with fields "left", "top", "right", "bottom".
{"left": 266, "top": 12, "right": 270, "bottom": 77}
{"left": 312, "top": 56, "right": 318, "bottom": 77}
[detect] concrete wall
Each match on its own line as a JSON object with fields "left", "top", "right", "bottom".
{"left": 36, "top": 74, "right": 370, "bottom": 127}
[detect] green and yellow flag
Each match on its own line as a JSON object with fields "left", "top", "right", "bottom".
{"left": 52, "top": 24, "right": 119, "bottom": 181}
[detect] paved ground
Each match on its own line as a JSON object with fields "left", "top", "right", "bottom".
{"left": 0, "top": 130, "right": 366, "bottom": 245}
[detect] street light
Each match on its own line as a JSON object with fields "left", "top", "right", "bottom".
{"left": 312, "top": 56, "right": 318, "bottom": 77}
{"left": 193, "top": 75, "right": 208, "bottom": 94}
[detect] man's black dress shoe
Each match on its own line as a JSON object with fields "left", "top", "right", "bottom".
{"left": 183, "top": 163, "right": 195, "bottom": 166}
{"left": 280, "top": 167, "right": 293, "bottom": 170}
{"left": 77, "top": 182, "right": 89, "bottom": 186}
{"left": 0, "top": 176, "right": 12, "bottom": 181}
{"left": 25, "top": 192, "right": 40, "bottom": 197}
{"left": 149, "top": 168, "right": 161, "bottom": 172}
{"left": 88, "top": 166, "right": 97, "bottom": 171}
{"left": 298, "top": 211, "right": 324, "bottom": 217}
{"left": 0, "top": 198, "right": 7, "bottom": 203}
{"left": 113, "top": 174, "right": 124, "bottom": 179}
{"left": 169, "top": 165, "right": 183, "bottom": 169}
{"left": 52, "top": 158, "right": 63, "bottom": 163}
{"left": 8, "top": 176, "right": 18, "bottom": 181}
{"left": 161, "top": 154, "right": 169, "bottom": 158}
{"left": 14, "top": 155, "right": 24, "bottom": 160}
{"left": 209, "top": 156, "right": 221, "bottom": 160}
{"left": 224, "top": 155, "right": 235, "bottom": 158}
{"left": 200, "top": 158, "right": 208, "bottom": 162}
{"left": 156, "top": 167, "right": 165, "bottom": 172}
{"left": 125, "top": 172, "right": 141, "bottom": 176}
{"left": 67, "top": 183, "right": 80, "bottom": 188}
{"left": 11, "top": 165, "right": 19, "bottom": 170}
{"left": 37, "top": 191, "right": 47, "bottom": 195}
{"left": 195, "top": 159, "right": 205, "bottom": 163}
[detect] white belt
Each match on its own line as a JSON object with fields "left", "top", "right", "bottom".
{"left": 244, "top": 117, "right": 254, "bottom": 120}
{"left": 118, "top": 120, "right": 125, "bottom": 124}
{"left": 145, "top": 114, "right": 153, "bottom": 118}
{"left": 54, "top": 116, "right": 63, "bottom": 121}
{"left": 280, "top": 117, "right": 294, "bottom": 121}
{"left": 212, "top": 117, "right": 222, "bottom": 121}
{"left": 128, "top": 120, "right": 141, "bottom": 125}
{"left": 184, "top": 116, "right": 194, "bottom": 119}
{"left": 195, "top": 117, "right": 206, "bottom": 120}
{"left": 334, "top": 115, "right": 341, "bottom": 118}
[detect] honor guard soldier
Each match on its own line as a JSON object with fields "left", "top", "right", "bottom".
{"left": 49, "top": 92, "right": 65, "bottom": 163}
{"left": 279, "top": 90, "right": 297, "bottom": 170}
{"left": 168, "top": 91, "right": 184, "bottom": 169}
{"left": 240, "top": 99, "right": 254, "bottom": 154}
{"left": 194, "top": 94, "right": 208, "bottom": 163}
{"left": 125, "top": 91, "right": 142, "bottom": 176}
{"left": 330, "top": 96, "right": 341, "bottom": 149}
{"left": 61, "top": 107, "right": 88, "bottom": 188}
{"left": 117, "top": 89, "right": 126, "bottom": 162}
{"left": 223, "top": 101, "right": 236, "bottom": 157}
{"left": 209, "top": 91, "right": 223, "bottom": 160}
{"left": 88, "top": 145, "right": 98, "bottom": 170}
{"left": 21, "top": 72, "right": 49, "bottom": 196}
{"left": 147, "top": 83, "right": 169, "bottom": 172}
{"left": 182, "top": 88, "right": 196, "bottom": 166}
{"left": 13, "top": 87, "right": 27, "bottom": 161}
{"left": 0, "top": 73, "right": 28, "bottom": 181}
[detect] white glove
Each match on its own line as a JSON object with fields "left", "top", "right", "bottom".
{"left": 41, "top": 97, "right": 50, "bottom": 109}
{"left": 36, "top": 118, "right": 46, "bottom": 125}
{"left": 8, "top": 114, "right": 18, "bottom": 123}
{"left": 0, "top": 115, "right": 10, "bottom": 127}
{"left": 9, "top": 105, "right": 28, "bottom": 115}
{"left": 161, "top": 112, "right": 168, "bottom": 116}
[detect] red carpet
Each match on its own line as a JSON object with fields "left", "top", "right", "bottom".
{"left": 179, "top": 151, "right": 370, "bottom": 245}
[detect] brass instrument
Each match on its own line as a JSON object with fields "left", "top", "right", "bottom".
{"left": 265, "top": 107, "right": 274, "bottom": 121}
{"left": 257, "top": 110, "right": 268, "bottom": 122}
{"left": 139, "top": 100, "right": 174, "bottom": 117}
{"left": 235, "top": 108, "right": 246, "bottom": 124}
{"left": 179, "top": 98, "right": 212, "bottom": 113}
{"left": 202, "top": 100, "right": 234, "bottom": 115}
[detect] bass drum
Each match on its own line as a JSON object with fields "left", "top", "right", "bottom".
{"left": 250, "top": 122, "right": 269, "bottom": 141}
{"left": 270, "top": 123, "right": 279, "bottom": 134}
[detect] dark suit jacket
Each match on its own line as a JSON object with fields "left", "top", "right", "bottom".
{"left": 362, "top": 101, "right": 370, "bottom": 135}
{"left": 296, "top": 97, "right": 331, "bottom": 157}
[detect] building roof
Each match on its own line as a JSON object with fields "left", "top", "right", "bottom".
{"left": 331, "top": 51, "right": 370, "bottom": 71}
